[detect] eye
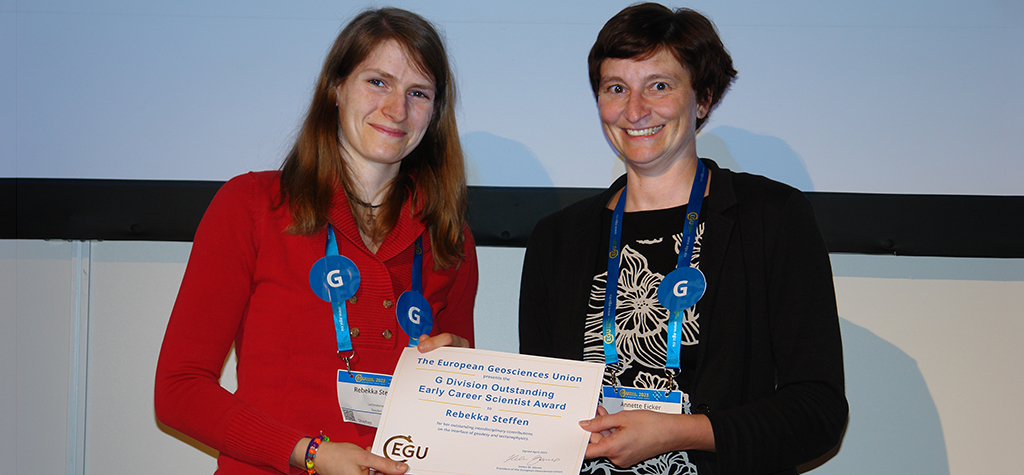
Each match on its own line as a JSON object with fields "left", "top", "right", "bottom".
{"left": 653, "top": 82, "right": 669, "bottom": 91}
{"left": 368, "top": 78, "right": 385, "bottom": 87}
{"left": 607, "top": 84, "right": 625, "bottom": 94}
{"left": 409, "top": 90, "right": 432, "bottom": 101}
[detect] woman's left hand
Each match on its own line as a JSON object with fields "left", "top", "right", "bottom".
{"left": 579, "top": 410, "right": 715, "bottom": 467}
{"left": 416, "top": 333, "right": 470, "bottom": 352}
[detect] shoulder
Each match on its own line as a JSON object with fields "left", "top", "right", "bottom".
{"left": 709, "top": 161, "right": 799, "bottom": 203}
{"left": 217, "top": 170, "right": 280, "bottom": 199}
{"left": 208, "top": 171, "right": 282, "bottom": 214}
{"left": 706, "top": 160, "right": 810, "bottom": 220}
{"left": 200, "top": 171, "right": 285, "bottom": 232}
{"left": 530, "top": 176, "right": 623, "bottom": 242}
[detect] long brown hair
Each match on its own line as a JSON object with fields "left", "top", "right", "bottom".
{"left": 279, "top": 7, "right": 466, "bottom": 268}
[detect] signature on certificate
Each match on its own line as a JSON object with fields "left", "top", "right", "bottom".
{"left": 502, "top": 453, "right": 561, "bottom": 467}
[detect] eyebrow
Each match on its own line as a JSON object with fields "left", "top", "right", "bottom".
{"left": 601, "top": 72, "right": 683, "bottom": 86}
{"left": 362, "top": 68, "right": 436, "bottom": 92}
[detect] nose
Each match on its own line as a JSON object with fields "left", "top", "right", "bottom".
{"left": 624, "top": 91, "right": 650, "bottom": 124}
{"left": 381, "top": 91, "right": 408, "bottom": 123}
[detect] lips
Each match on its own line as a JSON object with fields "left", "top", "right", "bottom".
{"left": 625, "top": 125, "right": 663, "bottom": 137}
{"left": 370, "top": 123, "right": 407, "bottom": 137}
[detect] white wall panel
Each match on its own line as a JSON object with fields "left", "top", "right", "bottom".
{"left": 6, "top": 241, "right": 1023, "bottom": 474}
{"left": 1, "top": 240, "right": 75, "bottom": 474}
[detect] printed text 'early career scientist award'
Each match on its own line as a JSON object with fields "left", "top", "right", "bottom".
{"left": 371, "top": 347, "right": 604, "bottom": 474}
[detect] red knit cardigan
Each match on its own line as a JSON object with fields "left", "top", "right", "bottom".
{"left": 155, "top": 171, "right": 477, "bottom": 474}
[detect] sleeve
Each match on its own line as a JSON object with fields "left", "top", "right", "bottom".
{"left": 518, "top": 215, "right": 558, "bottom": 357}
{"left": 154, "top": 174, "right": 304, "bottom": 475}
{"left": 708, "top": 191, "right": 849, "bottom": 473}
{"left": 434, "top": 224, "right": 479, "bottom": 347}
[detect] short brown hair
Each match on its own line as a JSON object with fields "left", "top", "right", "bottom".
{"left": 588, "top": 2, "right": 737, "bottom": 129}
{"left": 279, "top": 8, "right": 466, "bottom": 268}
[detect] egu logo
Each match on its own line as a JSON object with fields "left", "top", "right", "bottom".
{"left": 603, "top": 329, "right": 614, "bottom": 344}
{"left": 383, "top": 435, "right": 429, "bottom": 462}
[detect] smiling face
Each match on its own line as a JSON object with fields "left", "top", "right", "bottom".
{"left": 597, "top": 48, "right": 708, "bottom": 172}
{"left": 335, "top": 40, "right": 436, "bottom": 175}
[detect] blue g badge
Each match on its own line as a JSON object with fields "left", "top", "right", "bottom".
{"left": 309, "top": 255, "right": 361, "bottom": 302}
{"left": 657, "top": 266, "right": 706, "bottom": 312}
{"left": 396, "top": 291, "right": 432, "bottom": 346}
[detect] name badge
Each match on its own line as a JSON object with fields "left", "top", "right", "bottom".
{"left": 600, "top": 385, "right": 687, "bottom": 415}
{"left": 337, "top": 370, "right": 392, "bottom": 427}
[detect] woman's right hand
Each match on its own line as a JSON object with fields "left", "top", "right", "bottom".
{"left": 292, "top": 438, "right": 409, "bottom": 475}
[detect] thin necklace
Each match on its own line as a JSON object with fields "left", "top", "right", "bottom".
{"left": 348, "top": 191, "right": 384, "bottom": 223}
{"left": 348, "top": 192, "right": 384, "bottom": 210}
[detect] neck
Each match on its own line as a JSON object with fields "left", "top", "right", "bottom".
{"left": 344, "top": 158, "right": 400, "bottom": 207}
{"left": 617, "top": 157, "right": 706, "bottom": 212}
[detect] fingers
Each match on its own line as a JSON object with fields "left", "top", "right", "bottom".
{"left": 585, "top": 411, "right": 713, "bottom": 467}
{"left": 580, "top": 422, "right": 621, "bottom": 464}
{"left": 582, "top": 407, "right": 616, "bottom": 446}
{"left": 579, "top": 410, "right": 664, "bottom": 466}
{"left": 355, "top": 451, "right": 408, "bottom": 475}
{"left": 416, "top": 333, "right": 469, "bottom": 352}
{"left": 583, "top": 428, "right": 619, "bottom": 462}
{"left": 313, "top": 442, "right": 408, "bottom": 475}
{"left": 579, "top": 411, "right": 621, "bottom": 434}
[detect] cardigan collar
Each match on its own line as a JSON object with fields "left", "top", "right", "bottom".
{"left": 327, "top": 188, "right": 427, "bottom": 262}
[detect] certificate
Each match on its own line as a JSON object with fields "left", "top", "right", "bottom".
{"left": 371, "top": 347, "right": 604, "bottom": 475}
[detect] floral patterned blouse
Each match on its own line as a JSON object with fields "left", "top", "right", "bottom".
{"left": 582, "top": 204, "right": 705, "bottom": 475}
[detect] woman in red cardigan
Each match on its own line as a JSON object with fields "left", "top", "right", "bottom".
{"left": 155, "top": 8, "right": 477, "bottom": 475}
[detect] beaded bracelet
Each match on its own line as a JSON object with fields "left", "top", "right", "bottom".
{"left": 305, "top": 433, "right": 329, "bottom": 475}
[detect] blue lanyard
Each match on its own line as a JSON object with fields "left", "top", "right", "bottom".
{"left": 397, "top": 235, "right": 433, "bottom": 346}
{"left": 602, "top": 160, "right": 708, "bottom": 371}
{"left": 411, "top": 236, "right": 423, "bottom": 293}
{"left": 325, "top": 226, "right": 355, "bottom": 360}
{"left": 323, "top": 226, "right": 428, "bottom": 356}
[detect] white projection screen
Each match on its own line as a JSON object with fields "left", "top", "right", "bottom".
{"left": 5, "top": 0, "right": 1023, "bottom": 196}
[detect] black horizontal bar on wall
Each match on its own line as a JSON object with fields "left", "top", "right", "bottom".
{"left": 2, "top": 178, "right": 1022, "bottom": 258}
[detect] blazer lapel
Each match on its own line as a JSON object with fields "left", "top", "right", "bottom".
{"left": 692, "top": 159, "right": 737, "bottom": 376}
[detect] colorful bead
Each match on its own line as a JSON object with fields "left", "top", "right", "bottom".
{"left": 304, "top": 433, "right": 329, "bottom": 475}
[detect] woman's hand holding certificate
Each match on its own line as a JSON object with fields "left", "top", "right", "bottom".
{"left": 371, "top": 347, "right": 603, "bottom": 474}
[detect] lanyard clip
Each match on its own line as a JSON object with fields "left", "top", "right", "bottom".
{"left": 663, "top": 368, "right": 679, "bottom": 397}
{"left": 604, "top": 362, "right": 625, "bottom": 392}
{"left": 338, "top": 349, "right": 356, "bottom": 377}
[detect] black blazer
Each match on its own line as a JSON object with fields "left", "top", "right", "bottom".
{"left": 519, "top": 159, "right": 848, "bottom": 474}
